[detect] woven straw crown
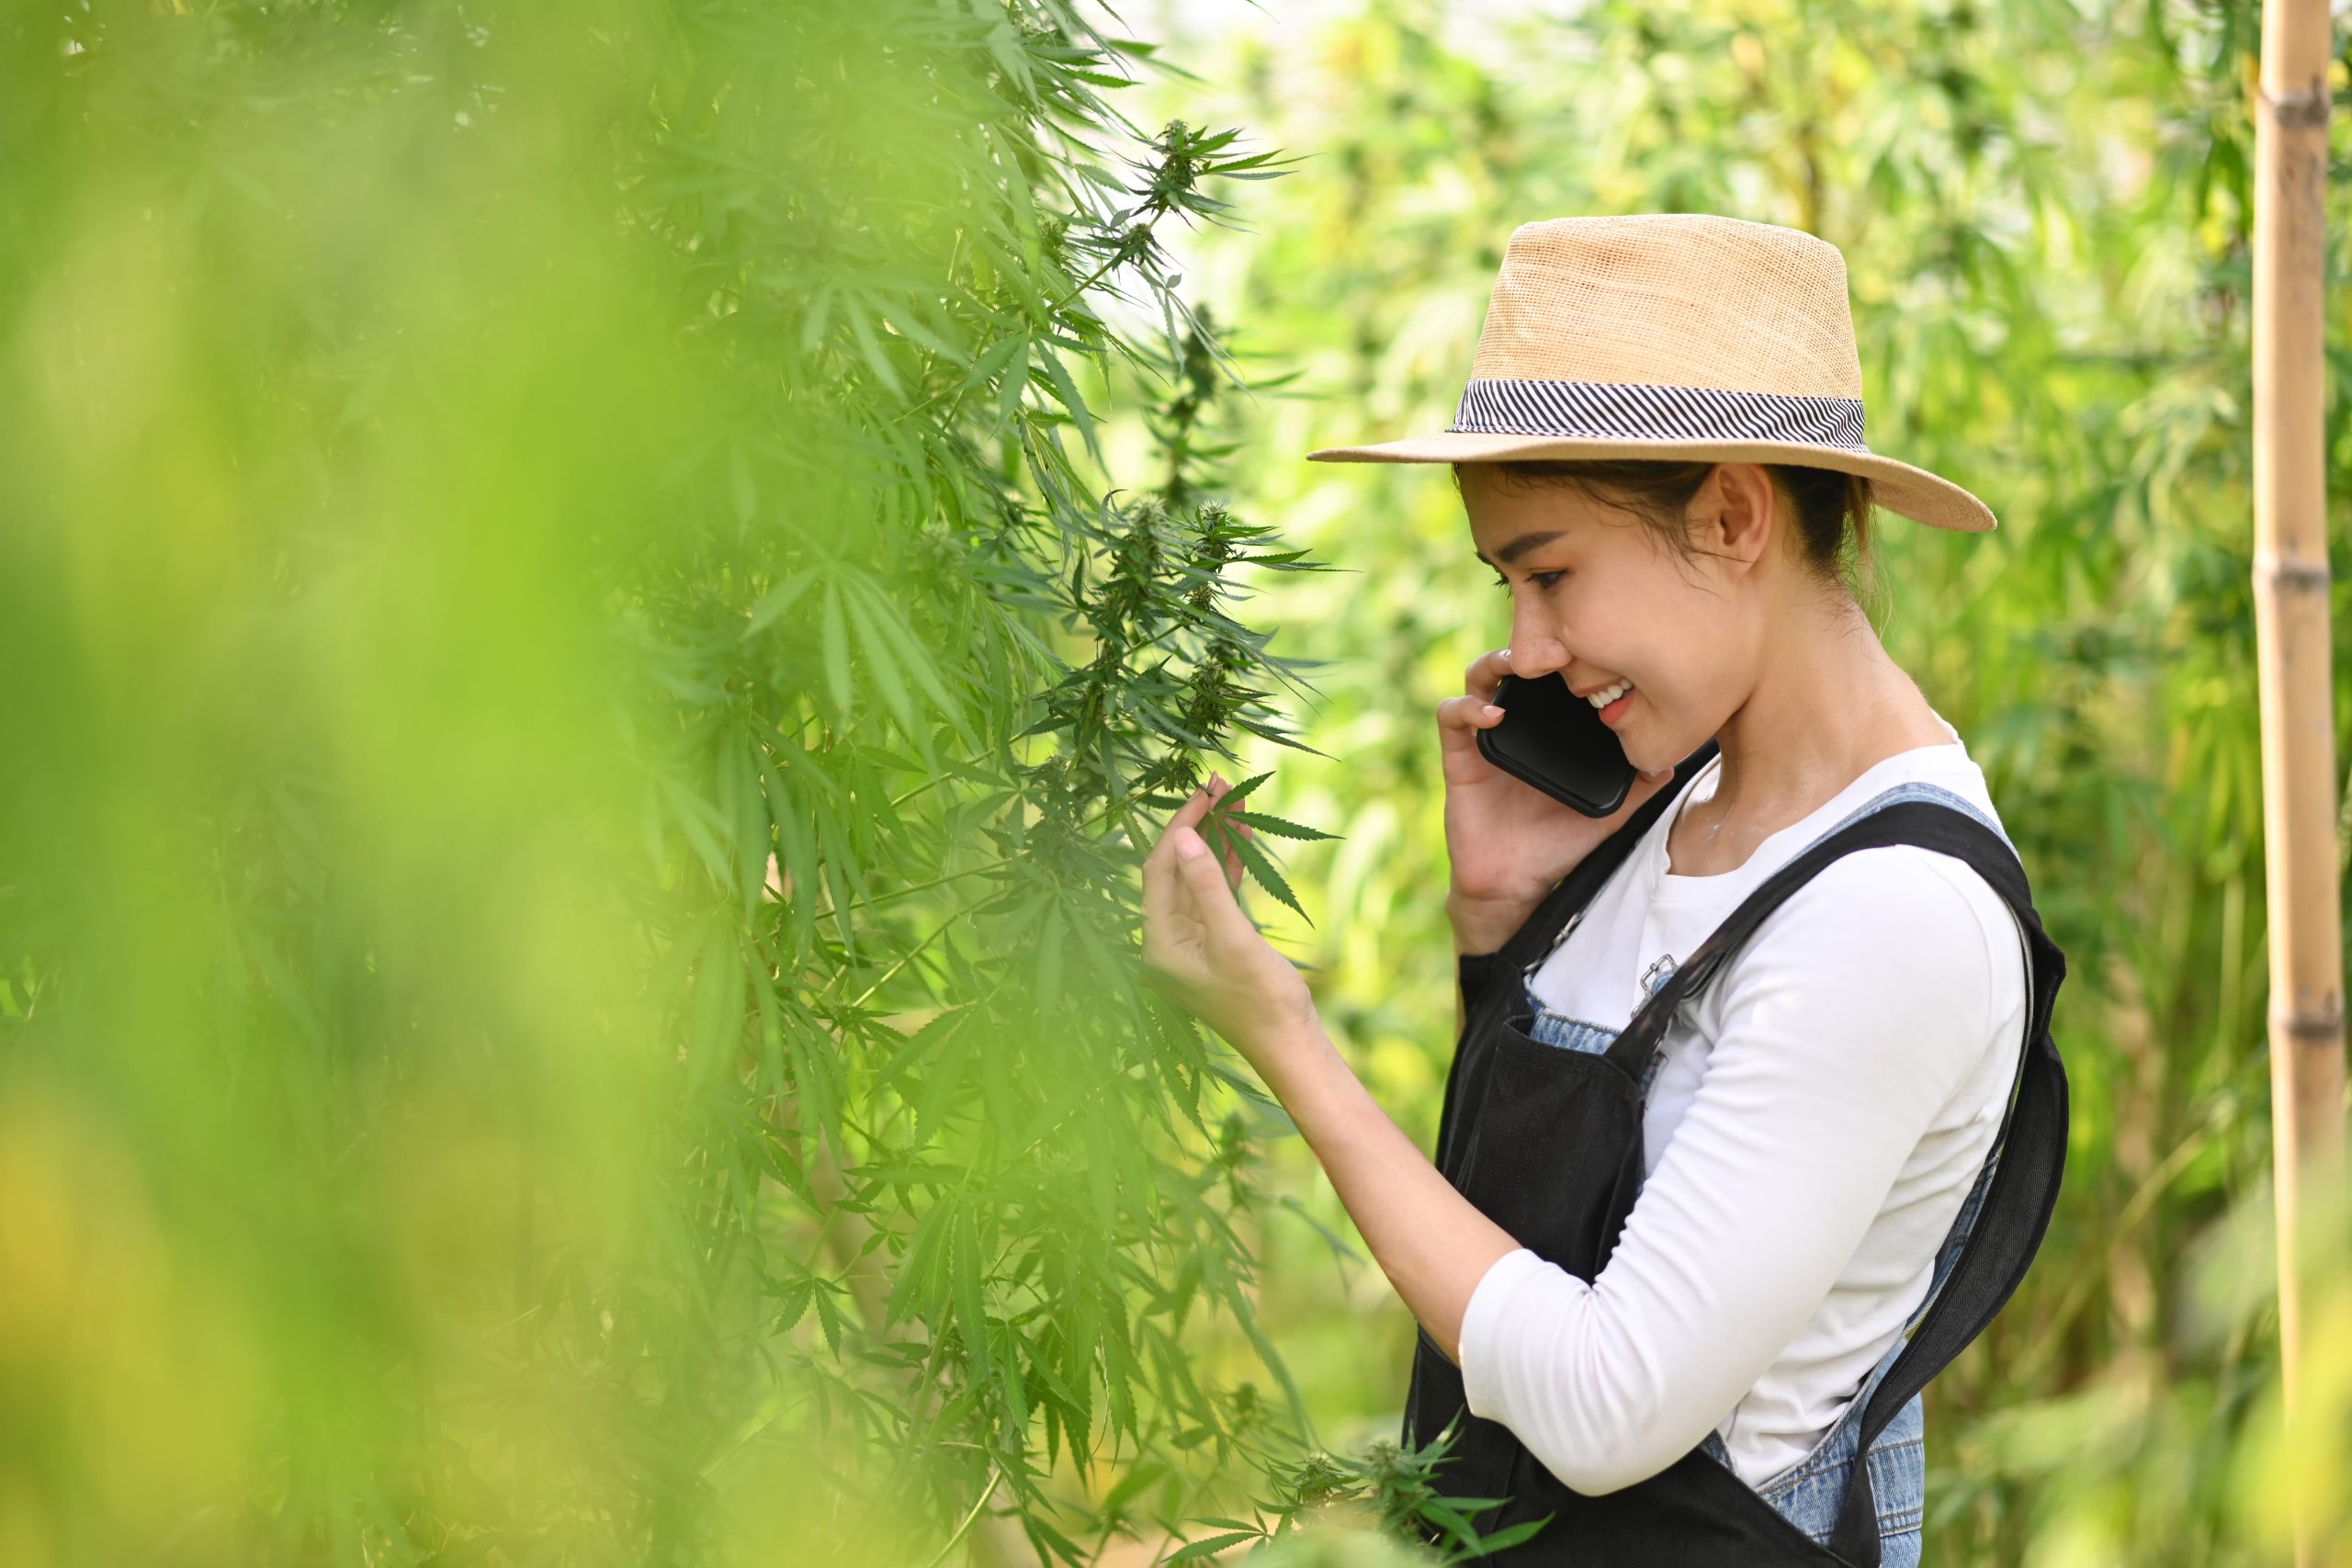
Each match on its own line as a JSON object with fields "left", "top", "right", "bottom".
{"left": 1307, "top": 214, "right": 1996, "bottom": 532}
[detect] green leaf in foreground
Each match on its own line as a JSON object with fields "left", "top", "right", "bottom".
{"left": 1193, "top": 771, "right": 1330, "bottom": 924}
{"left": 1166, "top": 1529, "right": 1265, "bottom": 1561}
{"left": 1203, "top": 807, "right": 1308, "bottom": 925}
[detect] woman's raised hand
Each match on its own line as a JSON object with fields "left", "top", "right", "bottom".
{"left": 1139, "top": 773, "right": 1318, "bottom": 1069}
{"left": 1436, "top": 648, "right": 1678, "bottom": 950}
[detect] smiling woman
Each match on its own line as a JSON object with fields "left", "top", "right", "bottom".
{"left": 1143, "top": 213, "right": 2072, "bottom": 1566}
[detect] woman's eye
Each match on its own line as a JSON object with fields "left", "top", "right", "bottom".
{"left": 1492, "top": 571, "right": 1566, "bottom": 592}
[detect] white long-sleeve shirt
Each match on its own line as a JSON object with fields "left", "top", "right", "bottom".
{"left": 1458, "top": 718, "right": 2030, "bottom": 1495}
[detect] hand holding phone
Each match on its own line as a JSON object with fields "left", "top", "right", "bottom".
{"left": 1436, "top": 649, "right": 1679, "bottom": 945}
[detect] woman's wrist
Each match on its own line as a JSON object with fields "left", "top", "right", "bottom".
{"left": 1446, "top": 886, "right": 1539, "bottom": 956}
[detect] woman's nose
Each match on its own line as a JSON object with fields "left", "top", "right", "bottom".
{"left": 1507, "top": 619, "right": 1567, "bottom": 677}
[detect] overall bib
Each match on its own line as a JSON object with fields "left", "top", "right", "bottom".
{"left": 1406, "top": 741, "right": 2071, "bottom": 1567}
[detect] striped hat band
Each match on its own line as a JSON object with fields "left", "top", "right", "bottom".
{"left": 1450, "top": 377, "right": 1870, "bottom": 454}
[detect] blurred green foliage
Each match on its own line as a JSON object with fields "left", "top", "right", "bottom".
{"left": 6, "top": 1, "right": 2352, "bottom": 1566}
{"left": 0, "top": 2, "right": 1353, "bottom": 1563}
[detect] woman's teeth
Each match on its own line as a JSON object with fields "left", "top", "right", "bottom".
{"left": 1587, "top": 679, "right": 1633, "bottom": 708}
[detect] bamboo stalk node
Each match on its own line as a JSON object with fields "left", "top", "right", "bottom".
{"left": 2252, "top": 551, "right": 2332, "bottom": 592}
{"left": 2272, "top": 1000, "right": 2347, "bottom": 1043}
{"left": 2256, "top": 80, "right": 2333, "bottom": 128}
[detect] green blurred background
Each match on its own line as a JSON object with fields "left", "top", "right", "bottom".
{"left": 2, "top": 1, "right": 2349, "bottom": 1565}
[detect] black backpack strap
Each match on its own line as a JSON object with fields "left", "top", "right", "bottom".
{"left": 1602, "top": 802, "right": 2069, "bottom": 1568}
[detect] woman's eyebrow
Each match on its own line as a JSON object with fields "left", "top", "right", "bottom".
{"left": 1475, "top": 530, "right": 1566, "bottom": 567}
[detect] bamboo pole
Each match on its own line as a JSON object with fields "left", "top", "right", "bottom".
{"left": 2252, "top": 2, "right": 2345, "bottom": 1562}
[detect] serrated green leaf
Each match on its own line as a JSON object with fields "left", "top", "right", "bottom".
{"left": 953, "top": 1206, "right": 994, "bottom": 1389}
{"left": 772, "top": 1280, "right": 814, "bottom": 1335}
{"left": 910, "top": 1024, "right": 979, "bottom": 1149}
{"left": 659, "top": 769, "right": 729, "bottom": 886}
{"left": 959, "top": 327, "right": 1028, "bottom": 395}
{"left": 886, "top": 1202, "right": 952, "bottom": 1328}
{"left": 1023, "top": 1517, "right": 1085, "bottom": 1568}
{"left": 842, "top": 581, "right": 918, "bottom": 740}
{"left": 845, "top": 302, "right": 906, "bottom": 399}
{"left": 1205, "top": 811, "right": 1308, "bottom": 925}
{"left": 1032, "top": 341, "right": 1099, "bottom": 462}
{"left": 1214, "top": 807, "right": 1338, "bottom": 841}
{"left": 984, "top": 19, "right": 1035, "bottom": 96}
{"left": 1459, "top": 1514, "right": 1557, "bottom": 1557}
{"left": 871, "top": 1004, "right": 968, "bottom": 1096}
{"left": 1166, "top": 1530, "right": 1260, "bottom": 1561}
{"left": 811, "top": 1280, "right": 843, "bottom": 1359}
{"left": 1215, "top": 769, "right": 1276, "bottom": 798}
{"left": 994, "top": 340, "right": 1031, "bottom": 434}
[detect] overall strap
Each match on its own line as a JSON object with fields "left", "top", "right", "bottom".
{"left": 1602, "top": 801, "right": 2068, "bottom": 1568}
{"left": 1466, "top": 739, "right": 1723, "bottom": 1010}
{"left": 1440, "top": 742, "right": 1718, "bottom": 1179}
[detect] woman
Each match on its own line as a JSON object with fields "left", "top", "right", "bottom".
{"left": 1140, "top": 216, "right": 2069, "bottom": 1566}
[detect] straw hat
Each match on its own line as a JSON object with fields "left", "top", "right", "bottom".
{"left": 1307, "top": 214, "right": 1996, "bottom": 532}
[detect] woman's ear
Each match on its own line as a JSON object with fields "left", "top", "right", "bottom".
{"left": 1694, "top": 462, "right": 1777, "bottom": 574}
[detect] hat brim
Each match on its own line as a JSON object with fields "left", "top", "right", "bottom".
{"left": 1306, "top": 431, "right": 1996, "bottom": 533}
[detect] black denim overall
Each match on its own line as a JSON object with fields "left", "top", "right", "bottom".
{"left": 1407, "top": 742, "right": 2071, "bottom": 1566}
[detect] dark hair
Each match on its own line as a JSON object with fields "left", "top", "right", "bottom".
{"left": 1450, "top": 459, "right": 1877, "bottom": 602}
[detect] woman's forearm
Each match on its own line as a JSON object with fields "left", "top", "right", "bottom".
{"left": 1259, "top": 1016, "right": 1520, "bottom": 1365}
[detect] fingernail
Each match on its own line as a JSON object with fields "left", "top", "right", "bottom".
{"left": 1483, "top": 705, "right": 1503, "bottom": 718}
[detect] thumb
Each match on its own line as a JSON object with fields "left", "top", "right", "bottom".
{"left": 1173, "top": 826, "right": 1257, "bottom": 942}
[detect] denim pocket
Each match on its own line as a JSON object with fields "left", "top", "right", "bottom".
{"left": 1755, "top": 1390, "right": 1925, "bottom": 1552}
{"left": 1521, "top": 977, "right": 1621, "bottom": 1055}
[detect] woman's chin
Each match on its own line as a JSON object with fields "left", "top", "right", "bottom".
{"left": 1619, "top": 711, "right": 1718, "bottom": 777}
{"left": 1620, "top": 730, "right": 1684, "bottom": 777}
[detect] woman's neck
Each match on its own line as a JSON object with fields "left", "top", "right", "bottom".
{"left": 1668, "top": 595, "right": 1951, "bottom": 876}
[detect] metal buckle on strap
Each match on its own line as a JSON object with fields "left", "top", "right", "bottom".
{"left": 1521, "top": 908, "right": 1584, "bottom": 979}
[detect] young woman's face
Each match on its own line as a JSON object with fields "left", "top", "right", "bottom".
{"left": 1461, "top": 464, "right": 1768, "bottom": 773}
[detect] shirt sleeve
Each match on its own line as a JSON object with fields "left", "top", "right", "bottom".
{"left": 1454, "top": 845, "right": 2013, "bottom": 1495}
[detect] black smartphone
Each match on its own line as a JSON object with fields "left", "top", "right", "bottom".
{"left": 1474, "top": 671, "right": 1638, "bottom": 817}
